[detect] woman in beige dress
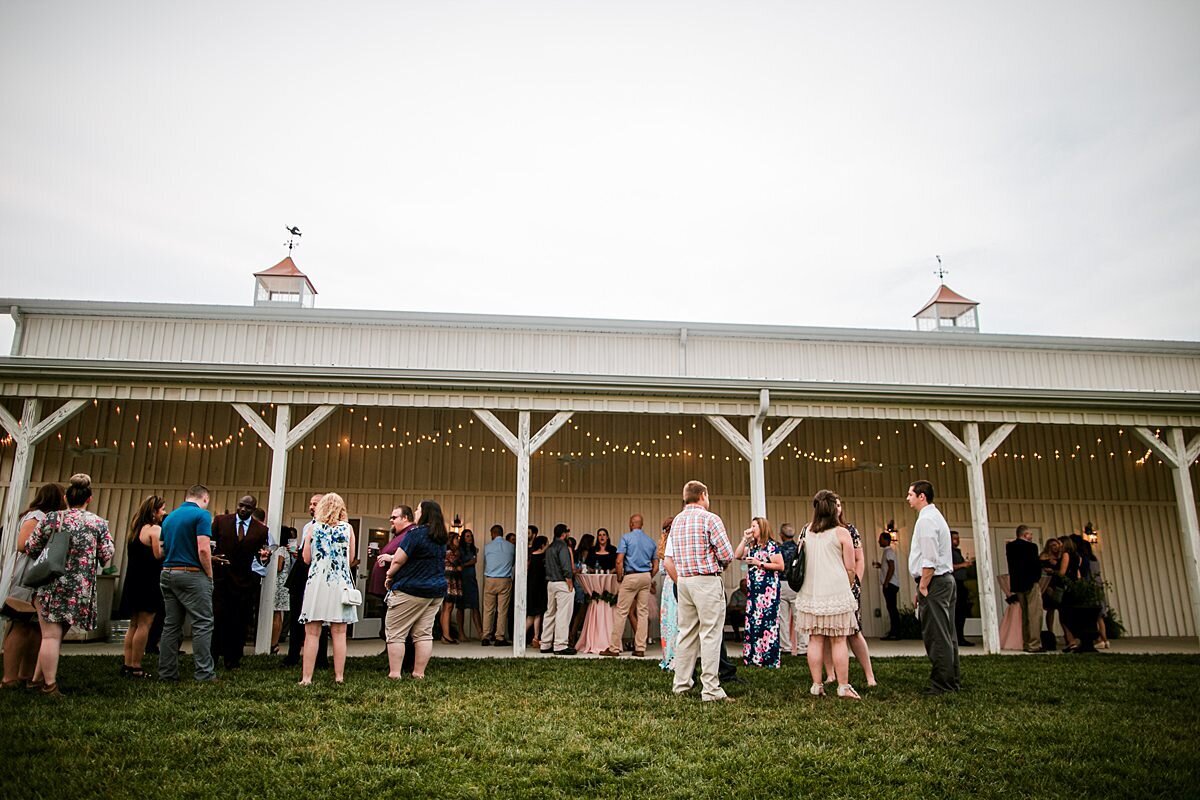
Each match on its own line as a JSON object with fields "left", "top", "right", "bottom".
{"left": 794, "top": 489, "right": 860, "bottom": 700}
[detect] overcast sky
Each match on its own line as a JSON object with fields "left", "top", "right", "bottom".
{"left": 2, "top": 1, "right": 1198, "bottom": 352}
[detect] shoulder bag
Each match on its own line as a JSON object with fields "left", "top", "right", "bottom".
{"left": 22, "top": 512, "right": 71, "bottom": 589}
{"left": 342, "top": 585, "right": 363, "bottom": 606}
{"left": 784, "top": 526, "right": 807, "bottom": 592}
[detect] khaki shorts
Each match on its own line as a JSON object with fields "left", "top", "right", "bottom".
{"left": 384, "top": 591, "right": 442, "bottom": 644}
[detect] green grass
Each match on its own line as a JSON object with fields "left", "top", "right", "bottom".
{"left": 2, "top": 653, "right": 1198, "bottom": 799}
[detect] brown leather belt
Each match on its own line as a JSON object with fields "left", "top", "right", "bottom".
{"left": 163, "top": 566, "right": 201, "bottom": 572}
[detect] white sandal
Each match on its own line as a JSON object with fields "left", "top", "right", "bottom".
{"left": 809, "top": 683, "right": 825, "bottom": 697}
{"left": 837, "top": 684, "right": 861, "bottom": 700}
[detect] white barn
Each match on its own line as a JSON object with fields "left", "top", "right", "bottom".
{"left": 2, "top": 289, "right": 1198, "bottom": 656}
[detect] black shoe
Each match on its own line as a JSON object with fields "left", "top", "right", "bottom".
{"left": 958, "top": 640, "right": 976, "bottom": 647}
{"left": 921, "top": 688, "right": 948, "bottom": 696}
{"left": 481, "top": 638, "right": 494, "bottom": 647}
{"left": 881, "top": 634, "right": 900, "bottom": 641}
{"left": 540, "top": 648, "right": 554, "bottom": 654}
{"left": 281, "top": 658, "right": 299, "bottom": 667}
{"left": 554, "top": 648, "right": 577, "bottom": 656}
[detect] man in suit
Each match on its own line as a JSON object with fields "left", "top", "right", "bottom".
{"left": 283, "top": 493, "right": 328, "bottom": 667}
{"left": 210, "top": 494, "right": 271, "bottom": 670}
{"left": 1006, "top": 524, "right": 1044, "bottom": 652}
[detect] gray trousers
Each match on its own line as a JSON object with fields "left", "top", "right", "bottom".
{"left": 159, "top": 569, "right": 216, "bottom": 681}
{"left": 918, "top": 574, "right": 960, "bottom": 692}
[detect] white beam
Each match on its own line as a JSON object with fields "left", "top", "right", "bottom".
{"left": 979, "top": 423, "right": 1017, "bottom": 462}
{"left": 530, "top": 412, "right": 574, "bottom": 453}
{"left": 28, "top": 400, "right": 87, "bottom": 445}
{"left": 962, "top": 422, "right": 1003, "bottom": 655}
{"left": 472, "top": 409, "right": 521, "bottom": 455}
{"left": 705, "top": 415, "right": 752, "bottom": 460}
{"left": 923, "top": 421, "right": 974, "bottom": 465}
{"left": 749, "top": 416, "right": 766, "bottom": 520}
{"left": 1132, "top": 427, "right": 1179, "bottom": 468}
{"left": 284, "top": 404, "right": 337, "bottom": 451}
{"left": 0, "top": 404, "right": 21, "bottom": 440}
{"left": 1164, "top": 429, "right": 1200, "bottom": 648}
{"left": 763, "top": 417, "right": 803, "bottom": 457}
{"left": 253, "top": 405, "right": 293, "bottom": 653}
{"left": 232, "top": 403, "right": 276, "bottom": 450}
{"left": 1186, "top": 433, "right": 1200, "bottom": 467}
{"left": 512, "top": 411, "right": 531, "bottom": 658}
{"left": 0, "top": 400, "right": 40, "bottom": 572}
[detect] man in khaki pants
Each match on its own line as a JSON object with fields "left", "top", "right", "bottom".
{"left": 481, "top": 524, "right": 515, "bottom": 646}
{"left": 600, "top": 514, "right": 658, "bottom": 658}
{"left": 663, "top": 481, "right": 735, "bottom": 702}
{"left": 540, "top": 523, "right": 577, "bottom": 655}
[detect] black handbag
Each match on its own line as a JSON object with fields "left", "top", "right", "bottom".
{"left": 22, "top": 512, "right": 70, "bottom": 589}
{"left": 785, "top": 531, "right": 807, "bottom": 591}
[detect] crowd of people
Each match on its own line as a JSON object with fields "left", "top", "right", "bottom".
{"left": 0, "top": 471, "right": 1104, "bottom": 698}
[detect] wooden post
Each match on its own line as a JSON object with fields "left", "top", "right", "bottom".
{"left": 0, "top": 399, "right": 88, "bottom": 570}
{"left": 1133, "top": 427, "right": 1200, "bottom": 646}
{"left": 473, "top": 409, "right": 573, "bottom": 657}
{"left": 924, "top": 420, "right": 1015, "bottom": 655}
{"left": 233, "top": 402, "right": 337, "bottom": 655}
{"left": 707, "top": 392, "right": 802, "bottom": 520}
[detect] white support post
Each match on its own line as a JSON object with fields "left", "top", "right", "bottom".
{"left": 242, "top": 403, "right": 337, "bottom": 654}
{"left": 924, "top": 420, "right": 1016, "bottom": 655}
{"left": 473, "top": 409, "right": 573, "bottom": 657}
{"left": 1133, "top": 427, "right": 1200, "bottom": 646}
{"left": 707, "top": 391, "right": 801, "bottom": 521}
{"left": 0, "top": 399, "right": 88, "bottom": 570}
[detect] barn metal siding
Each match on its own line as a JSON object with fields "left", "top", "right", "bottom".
{"left": 1, "top": 400, "right": 1194, "bottom": 638}
{"left": 16, "top": 313, "right": 1200, "bottom": 394}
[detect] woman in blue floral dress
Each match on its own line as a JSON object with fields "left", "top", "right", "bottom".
{"left": 298, "top": 493, "right": 358, "bottom": 685}
{"left": 658, "top": 516, "right": 679, "bottom": 670}
{"left": 25, "top": 474, "right": 114, "bottom": 696}
{"left": 733, "top": 517, "right": 785, "bottom": 668}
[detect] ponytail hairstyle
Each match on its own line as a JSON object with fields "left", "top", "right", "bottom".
{"left": 809, "top": 490, "right": 839, "bottom": 533}
{"left": 65, "top": 473, "right": 93, "bottom": 507}
{"left": 129, "top": 494, "right": 166, "bottom": 543}
{"left": 420, "top": 499, "right": 448, "bottom": 545}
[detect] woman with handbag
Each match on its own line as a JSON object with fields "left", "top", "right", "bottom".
{"left": 381, "top": 499, "right": 448, "bottom": 680}
{"left": 794, "top": 490, "right": 860, "bottom": 700}
{"left": 24, "top": 474, "right": 114, "bottom": 697}
{"left": 297, "top": 493, "right": 358, "bottom": 686}
{"left": 1, "top": 483, "right": 66, "bottom": 689}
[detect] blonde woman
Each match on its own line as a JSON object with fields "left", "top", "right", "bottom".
{"left": 794, "top": 490, "right": 860, "bottom": 700}
{"left": 733, "top": 517, "right": 785, "bottom": 668}
{"left": 298, "top": 493, "right": 357, "bottom": 685}
{"left": 657, "top": 517, "right": 678, "bottom": 670}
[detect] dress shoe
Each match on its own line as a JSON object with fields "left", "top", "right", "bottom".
{"left": 632, "top": 650, "right": 645, "bottom": 657}
{"left": 554, "top": 648, "right": 577, "bottom": 656}
{"left": 958, "top": 640, "right": 976, "bottom": 647}
{"left": 480, "top": 637, "right": 494, "bottom": 647}
{"left": 599, "top": 648, "right": 620, "bottom": 657}
{"left": 540, "top": 648, "right": 554, "bottom": 654}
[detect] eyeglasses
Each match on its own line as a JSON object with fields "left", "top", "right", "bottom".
{"left": 389, "top": 515, "right": 400, "bottom": 520}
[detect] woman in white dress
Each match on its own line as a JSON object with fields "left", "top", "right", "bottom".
{"left": 298, "top": 493, "right": 358, "bottom": 685}
{"left": 795, "top": 489, "right": 860, "bottom": 700}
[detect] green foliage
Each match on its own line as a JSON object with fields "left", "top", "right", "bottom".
{"left": 2, "top": 653, "right": 1198, "bottom": 799}
{"left": 1104, "top": 606, "right": 1126, "bottom": 640}
{"left": 896, "top": 608, "right": 923, "bottom": 639}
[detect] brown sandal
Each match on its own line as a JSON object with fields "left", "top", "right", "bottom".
{"left": 39, "top": 682, "right": 63, "bottom": 697}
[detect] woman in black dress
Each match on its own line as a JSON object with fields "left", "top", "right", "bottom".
{"left": 587, "top": 529, "right": 617, "bottom": 571}
{"left": 525, "top": 535, "right": 549, "bottom": 647}
{"left": 119, "top": 495, "right": 167, "bottom": 677}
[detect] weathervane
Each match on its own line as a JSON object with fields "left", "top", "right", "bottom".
{"left": 934, "top": 254, "right": 948, "bottom": 283}
{"left": 284, "top": 226, "right": 302, "bottom": 254}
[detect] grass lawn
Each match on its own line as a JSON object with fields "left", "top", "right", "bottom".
{"left": 2, "top": 652, "right": 1198, "bottom": 799}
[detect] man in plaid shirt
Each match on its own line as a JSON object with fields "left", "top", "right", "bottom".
{"left": 663, "top": 480, "right": 735, "bottom": 702}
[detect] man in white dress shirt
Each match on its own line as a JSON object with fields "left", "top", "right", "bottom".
{"left": 906, "top": 480, "right": 960, "bottom": 695}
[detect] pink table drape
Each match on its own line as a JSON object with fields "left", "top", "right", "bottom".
{"left": 575, "top": 573, "right": 619, "bottom": 654}
{"left": 997, "top": 575, "right": 1024, "bottom": 651}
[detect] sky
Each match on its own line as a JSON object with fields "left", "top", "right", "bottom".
{"left": 1, "top": 1, "right": 1198, "bottom": 353}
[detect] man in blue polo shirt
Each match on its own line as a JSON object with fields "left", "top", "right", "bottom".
{"left": 159, "top": 484, "right": 217, "bottom": 682}
{"left": 601, "top": 514, "right": 659, "bottom": 658}
{"left": 481, "top": 525, "right": 515, "bottom": 646}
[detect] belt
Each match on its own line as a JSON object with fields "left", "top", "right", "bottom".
{"left": 164, "top": 566, "right": 201, "bottom": 572}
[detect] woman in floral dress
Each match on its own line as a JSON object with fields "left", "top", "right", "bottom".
{"left": 733, "top": 517, "right": 785, "bottom": 668}
{"left": 25, "top": 474, "right": 114, "bottom": 696}
{"left": 439, "top": 531, "right": 462, "bottom": 644}
{"left": 657, "top": 516, "right": 679, "bottom": 671}
{"left": 298, "top": 493, "right": 357, "bottom": 685}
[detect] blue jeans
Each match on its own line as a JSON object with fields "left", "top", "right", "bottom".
{"left": 159, "top": 570, "right": 216, "bottom": 681}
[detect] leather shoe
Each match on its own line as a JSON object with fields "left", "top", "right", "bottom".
{"left": 958, "top": 640, "right": 976, "bottom": 647}
{"left": 632, "top": 650, "right": 645, "bottom": 657}
{"left": 480, "top": 638, "right": 493, "bottom": 647}
{"left": 598, "top": 648, "right": 620, "bottom": 657}
{"left": 554, "top": 648, "right": 577, "bottom": 656}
